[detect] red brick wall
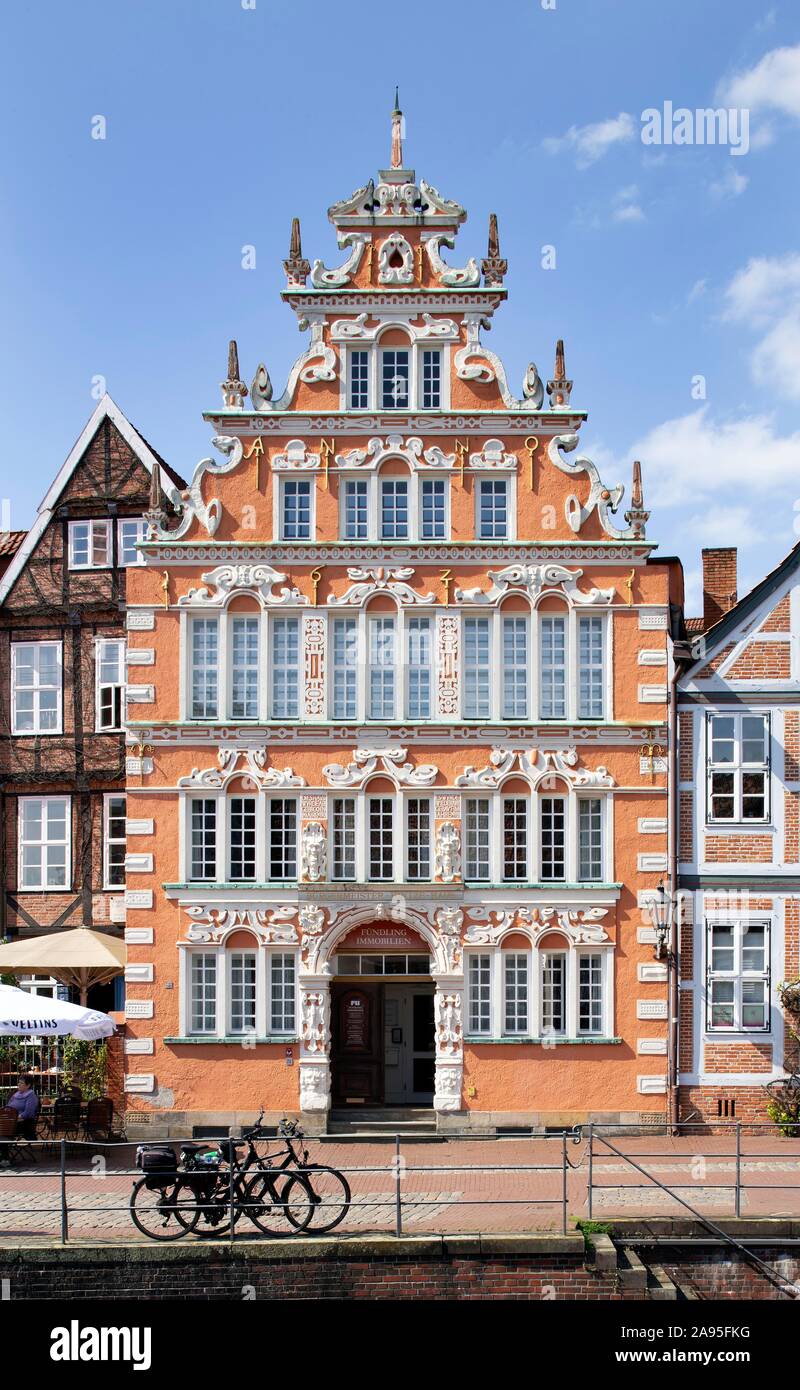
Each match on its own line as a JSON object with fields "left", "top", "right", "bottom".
{"left": 679, "top": 792, "right": 693, "bottom": 862}
{"left": 679, "top": 1085, "right": 773, "bottom": 1125}
{"left": 761, "top": 593, "right": 791, "bottom": 632}
{"left": 727, "top": 642, "right": 791, "bottom": 680}
{"left": 786, "top": 712, "right": 800, "bottom": 781}
{"left": 786, "top": 791, "right": 799, "bottom": 863}
{"left": 704, "top": 835, "right": 772, "bottom": 862}
{"left": 679, "top": 990, "right": 694, "bottom": 1074}
{"left": 679, "top": 711, "right": 693, "bottom": 781}
{"left": 703, "top": 1041, "right": 772, "bottom": 1073}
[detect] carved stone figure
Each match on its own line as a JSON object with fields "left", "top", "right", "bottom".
{"left": 301, "top": 822, "right": 327, "bottom": 883}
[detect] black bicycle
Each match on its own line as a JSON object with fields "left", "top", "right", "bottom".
{"left": 266, "top": 1118, "right": 351, "bottom": 1234}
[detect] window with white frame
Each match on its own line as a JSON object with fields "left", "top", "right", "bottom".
{"left": 342, "top": 479, "right": 369, "bottom": 539}
{"left": 95, "top": 639, "right": 125, "bottom": 731}
{"left": 230, "top": 617, "right": 259, "bottom": 719}
{"left": 332, "top": 797, "right": 356, "bottom": 880}
{"left": 190, "top": 618, "right": 219, "bottom": 719}
{"left": 19, "top": 797, "right": 70, "bottom": 889}
{"left": 541, "top": 951, "right": 566, "bottom": 1035}
{"left": 707, "top": 920, "right": 770, "bottom": 1031}
{"left": 103, "top": 794, "right": 126, "bottom": 889}
{"left": 117, "top": 518, "right": 146, "bottom": 566}
{"left": 540, "top": 796, "right": 566, "bottom": 881}
{"left": 504, "top": 953, "right": 529, "bottom": 1034}
{"left": 468, "top": 954, "right": 492, "bottom": 1034}
{"left": 540, "top": 615, "right": 566, "bottom": 718}
{"left": 406, "top": 797, "right": 432, "bottom": 880}
{"left": 578, "top": 615, "right": 605, "bottom": 719}
{"left": 271, "top": 618, "right": 300, "bottom": 718}
{"left": 420, "top": 349, "right": 442, "bottom": 409}
{"left": 502, "top": 797, "right": 529, "bottom": 881}
{"left": 68, "top": 519, "right": 111, "bottom": 569}
{"left": 707, "top": 714, "right": 770, "bottom": 822}
{"left": 190, "top": 799, "right": 217, "bottom": 881}
{"left": 332, "top": 617, "right": 358, "bottom": 719}
{"left": 281, "top": 479, "right": 312, "bottom": 540}
{"left": 579, "top": 954, "right": 604, "bottom": 1034}
{"left": 465, "top": 798, "right": 491, "bottom": 881}
{"left": 229, "top": 796, "right": 256, "bottom": 880}
{"left": 368, "top": 616, "right": 396, "bottom": 718}
{"left": 186, "top": 949, "right": 297, "bottom": 1037}
{"left": 229, "top": 951, "right": 257, "bottom": 1033}
{"left": 578, "top": 798, "right": 603, "bottom": 882}
{"left": 463, "top": 616, "right": 491, "bottom": 718}
{"left": 380, "top": 478, "right": 409, "bottom": 539}
{"left": 502, "top": 616, "right": 528, "bottom": 718}
{"left": 190, "top": 953, "right": 217, "bottom": 1033}
{"left": 368, "top": 796, "right": 394, "bottom": 880}
{"left": 349, "top": 350, "right": 370, "bottom": 409}
{"left": 11, "top": 642, "right": 62, "bottom": 735}
{"left": 420, "top": 478, "right": 446, "bottom": 539}
{"left": 268, "top": 798, "right": 297, "bottom": 880}
{"left": 270, "top": 952, "right": 296, "bottom": 1032}
{"left": 406, "top": 616, "right": 433, "bottom": 719}
{"left": 477, "top": 479, "right": 508, "bottom": 539}
{"left": 381, "top": 349, "right": 410, "bottom": 408}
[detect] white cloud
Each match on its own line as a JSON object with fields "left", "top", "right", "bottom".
{"left": 611, "top": 184, "right": 645, "bottom": 223}
{"left": 683, "top": 505, "right": 763, "bottom": 547}
{"left": 687, "top": 278, "right": 707, "bottom": 303}
{"left": 723, "top": 253, "right": 800, "bottom": 326}
{"left": 542, "top": 112, "right": 635, "bottom": 167}
{"left": 719, "top": 43, "right": 800, "bottom": 118}
{"left": 709, "top": 165, "right": 749, "bottom": 199}
{"left": 752, "top": 314, "right": 800, "bottom": 400}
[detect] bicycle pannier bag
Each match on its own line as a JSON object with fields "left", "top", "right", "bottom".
{"left": 136, "top": 1143, "right": 178, "bottom": 1190}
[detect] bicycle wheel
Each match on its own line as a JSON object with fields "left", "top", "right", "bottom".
{"left": 191, "top": 1176, "right": 247, "bottom": 1238}
{"left": 243, "top": 1170, "right": 315, "bottom": 1236}
{"left": 129, "top": 1178, "right": 200, "bottom": 1241}
{"left": 299, "top": 1164, "right": 351, "bottom": 1234}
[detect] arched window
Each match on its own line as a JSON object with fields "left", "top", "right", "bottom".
{"left": 465, "top": 932, "right": 613, "bottom": 1040}
{"left": 181, "top": 930, "right": 298, "bottom": 1040}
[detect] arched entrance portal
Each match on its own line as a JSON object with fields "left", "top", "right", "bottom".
{"left": 329, "top": 921, "right": 436, "bottom": 1107}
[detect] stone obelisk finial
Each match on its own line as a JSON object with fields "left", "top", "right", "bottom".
{"left": 391, "top": 88, "right": 403, "bottom": 169}
{"left": 481, "top": 211, "right": 508, "bottom": 287}
{"left": 283, "top": 216, "right": 310, "bottom": 287}
{"left": 624, "top": 459, "right": 650, "bottom": 539}
{"left": 220, "top": 338, "right": 248, "bottom": 409}
{"left": 546, "top": 338, "right": 573, "bottom": 408}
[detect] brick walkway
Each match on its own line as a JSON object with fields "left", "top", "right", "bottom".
{"left": 1, "top": 1133, "right": 799, "bottom": 1244}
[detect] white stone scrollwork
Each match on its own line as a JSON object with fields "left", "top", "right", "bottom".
{"left": 148, "top": 436, "right": 243, "bottom": 542}
{"left": 463, "top": 905, "right": 610, "bottom": 946}
{"left": 328, "top": 314, "right": 459, "bottom": 344}
{"left": 177, "top": 563, "right": 308, "bottom": 608}
{"left": 468, "top": 439, "right": 517, "bottom": 470}
{"left": 301, "top": 988, "right": 330, "bottom": 1055}
{"left": 417, "top": 313, "right": 459, "bottom": 339}
{"left": 454, "top": 562, "right": 614, "bottom": 607}
{"left": 435, "top": 823, "right": 461, "bottom": 884}
{"left": 183, "top": 905, "right": 298, "bottom": 945}
{"left": 323, "top": 746, "right": 438, "bottom": 789}
{"left": 378, "top": 232, "right": 414, "bottom": 284}
{"left": 299, "top": 904, "right": 326, "bottom": 937}
{"left": 453, "top": 314, "right": 534, "bottom": 413}
{"left": 301, "top": 822, "right": 327, "bottom": 883}
{"left": 376, "top": 181, "right": 419, "bottom": 217}
{"left": 334, "top": 435, "right": 455, "bottom": 472}
{"left": 303, "top": 614, "right": 326, "bottom": 718}
{"left": 272, "top": 440, "right": 321, "bottom": 471}
{"left": 419, "top": 179, "right": 466, "bottom": 220}
{"left": 178, "top": 748, "right": 306, "bottom": 790}
{"left": 436, "top": 614, "right": 459, "bottom": 718}
{"left": 435, "top": 990, "right": 463, "bottom": 1057}
{"left": 424, "top": 233, "right": 480, "bottom": 288}
{"left": 299, "top": 1061, "right": 331, "bottom": 1112}
{"left": 432, "top": 907, "right": 463, "bottom": 972}
{"left": 548, "top": 434, "right": 639, "bottom": 540}
{"left": 251, "top": 318, "right": 337, "bottom": 413}
{"left": 310, "top": 232, "right": 370, "bottom": 288}
{"left": 455, "top": 747, "right": 615, "bottom": 789}
{"left": 533, "top": 906, "right": 609, "bottom": 944}
{"left": 327, "top": 566, "right": 436, "bottom": 607}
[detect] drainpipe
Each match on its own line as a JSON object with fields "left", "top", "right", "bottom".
{"left": 668, "top": 640, "right": 680, "bottom": 1132}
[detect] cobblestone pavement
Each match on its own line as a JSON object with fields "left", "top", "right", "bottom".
{"left": 1, "top": 1133, "right": 799, "bottom": 1244}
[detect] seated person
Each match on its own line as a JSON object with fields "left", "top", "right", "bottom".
{"left": 6, "top": 1075, "right": 40, "bottom": 1139}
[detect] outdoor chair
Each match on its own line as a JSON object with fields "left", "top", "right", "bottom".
{"left": 0, "top": 1107, "right": 21, "bottom": 1167}
{"left": 83, "top": 1097, "right": 114, "bottom": 1141}
{"left": 49, "top": 1097, "right": 82, "bottom": 1142}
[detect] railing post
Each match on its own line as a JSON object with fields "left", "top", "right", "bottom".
{"left": 561, "top": 1131, "right": 568, "bottom": 1235}
{"left": 587, "top": 1123, "right": 594, "bottom": 1221}
{"left": 60, "top": 1139, "right": 68, "bottom": 1245}
{"left": 229, "top": 1149, "right": 236, "bottom": 1247}
{"left": 734, "top": 1120, "right": 742, "bottom": 1219}
{"left": 394, "top": 1134, "right": 402, "bottom": 1238}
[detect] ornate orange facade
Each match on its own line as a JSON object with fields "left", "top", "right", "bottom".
{"left": 122, "top": 112, "right": 682, "bottom": 1133}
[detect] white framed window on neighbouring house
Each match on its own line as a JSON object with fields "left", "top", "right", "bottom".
{"left": 11, "top": 641, "right": 62, "bottom": 735}
{"left": 95, "top": 638, "right": 126, "bottom": 731}
{"left": 68, "top": 519, "right": 111, "bottom": 569}
{"left": 706, "top": 920, "right": 771, "bottom": 1031}
{"left": 117, "top": 518, "right": 146, "bottom": 566}
{"left": 706, "top": 713, "right": 770, "bottom": 823}
{"left": 103, "top": 794, "right": 127, "bottom": 889}
{"left": 18, "top": 796, "right": 70, "bottom": 890}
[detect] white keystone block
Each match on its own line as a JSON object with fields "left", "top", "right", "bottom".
{"left": 125, "top": 963, "right": 154, "bottom": 984}
{"left": 125, "top": 889, "right": 153, "bottom": 910}
{"left": 125, "top": 853, "right": 153, "bottom": 873}
{"left": 124, "top": 1074, "right": 155, "bottom": 1093}
{"left": 638, "top": 962, "right": 668, "bottom": 983}
{"left": 126, "top": 684, "right": 154, "bottom": 703}
{"left": 126, "top": 819, "right": 154, "bottom": 837}
{"left": 109, "top": 896, "right": 126, "bottom": 924}
{"left": 637, "top": 1000, "right": 668, "bottom": 1019}
{"left": 126, "top": 610, "right": 155, "bottom": 630}
{"left": 125, "top": 757, "right": 153, "bottom": 776}
{"left": 639, "top": 757, "right": 668, "bottom": 774}
{"left": 125, "top": 1000, "right": 154, "bottom": 1020}
{"left": 638, "top": 684, "right": 668, "bottom": 703}
{"left": 125, "top": 927, "right": 153, "bottom": 945}
{"left": 637, "top": 1038, "right": 668, "bottom": 1055}
{"left": 638, "top": 612, "right": 668, "bottom": 630}
{"left": 638, "top": 649, "right": 667, "bottom": 665}
{"left": 638, "top": 818, "right": 668, "bottom": 834}
{"left": 124, "top": 1038, "right": 154, "bottom": 1056}
{"left": 637, "top": 1074, "right": 667, "bottom": 1094}
{"left": 126, "top": 648, "right": 155, "bottom": 666}
{"left": 638, "top": 852, "right": 668, "bottom": 872}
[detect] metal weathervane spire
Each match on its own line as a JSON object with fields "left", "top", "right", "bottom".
{"left": 391, "top": 87, "right": 403, "bottom": 169}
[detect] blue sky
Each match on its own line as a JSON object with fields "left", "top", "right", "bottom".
{"left": 2, "top": 0, "right": 799, "bottom": 614}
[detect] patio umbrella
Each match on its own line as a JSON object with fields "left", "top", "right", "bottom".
{"left": 0, "top": 928, "right": 125, "bottom": 1005}
{"left": 0, "top": 982, "right": 115, "bottom": 1039}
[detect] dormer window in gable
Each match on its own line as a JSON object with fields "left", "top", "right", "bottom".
{"left": 345, "top": 333, "right": 446, "bottom": 411}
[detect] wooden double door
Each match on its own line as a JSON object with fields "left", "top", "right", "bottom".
{"left": 330, "top": 982, "right": 435, "bottom": 1106}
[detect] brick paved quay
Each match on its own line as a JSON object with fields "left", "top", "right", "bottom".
{"left": 2, "top": 1132, "right": 800, "bottom": 1245}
